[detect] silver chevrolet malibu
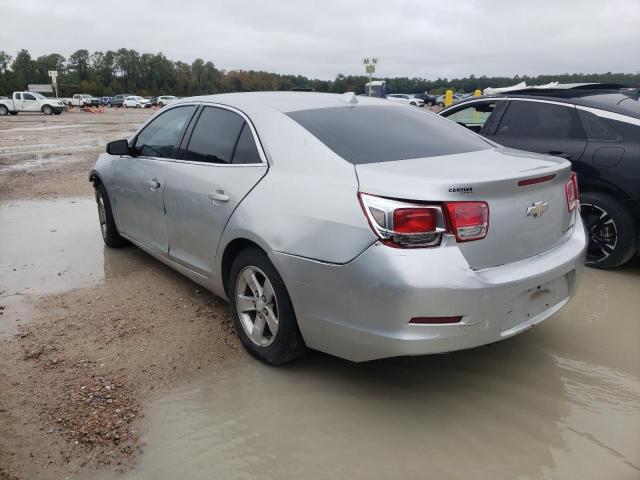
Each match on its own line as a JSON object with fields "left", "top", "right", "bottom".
{"left": 90, "top": 92, "right": 586, "bottom": 364}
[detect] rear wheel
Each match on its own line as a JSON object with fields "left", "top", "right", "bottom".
{"left": 580, "top": 192, "right": 636, "bottom": 269}
{"left": 95, "top": 183, "right": 128, "bottom": 248}
{"left": 0, "top": 105, "right": 8, "bottom": 116}
{"left": 228, "top": 248, "right": 306, "bottom": 365}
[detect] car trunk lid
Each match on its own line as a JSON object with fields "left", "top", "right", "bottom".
{"left": 355, "top": 147, "right": 576, "bottom": 270}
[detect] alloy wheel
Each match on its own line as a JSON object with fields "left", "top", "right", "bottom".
{"left": 235, "top": 265, "right": 279, "bottom": 347}
{"left": 581, "top": 202, "right": 618, "bottom": 265}
{"left": 97, "top": 193, "right": 107, "bottom": 240}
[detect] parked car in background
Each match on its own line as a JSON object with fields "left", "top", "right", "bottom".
{"left": 386, "top": 94, "right": 424, "bottom": 107}
{"left": 412, "top": 93, "right": 436, "bottom": 106}
{"left": 67, "top": 94, "right": 100, "bottom": 108}
{"left": 108, "top": 94, "right": 134, "bottom": 107}
{"left": 0, "top": 91, "right": 65, "bottom": 115}
{"left": 144, "top": 96, "right": 158, "bottom": 106}
{"left": 123, "top": 96, "right": 151, "bottom": 108}
{"left": 157, "top": 95, "right": 178, "bottom": 108}
{"left": 100, "top": 96, "right": 112, "bottom": 106}
{"left": 439, "top": 84, "right": 640, "bottom": 269}
{"left": 91, "top": 92, "right": 585, "bottom": 365}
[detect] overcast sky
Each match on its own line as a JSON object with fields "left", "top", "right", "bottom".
{"left": 2, "top": 0, "right": 639, "bottom": 80}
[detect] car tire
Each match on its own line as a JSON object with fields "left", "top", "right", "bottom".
{"left": 580, "top": 192, "right": 636, "bottom": 269}
{"left": 228, "top": 248, "right": 306, "bottom": 365}
{"left": 410, "top": 102, "right": 416, "bottom": 106}
{"left": 95, "top": 183, "right": 128, "bottom": 248}
{"left": 0, "top": 105, "right": 8, "bottom": 116}
{"left": 42, "top": 105, "right": 53, "bottom": 115}
{"left": 158, "top": 102, "right": 164, "bottom": 108}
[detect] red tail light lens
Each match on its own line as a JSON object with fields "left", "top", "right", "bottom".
{"left": 359, "top": 193, "right": 446, "bottom": 248}
{"left": 564, "top": 172, "right": 579, "bottom": 211}
{"left": 393, "top": 208, "right": 437, "bottom": 233}
{"left": 444, "top": 202, "right": 489, "bottom": 242}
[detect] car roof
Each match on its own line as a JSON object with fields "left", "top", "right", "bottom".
{"left": 175, "top": 91, "right": 401, "bottom": 114}
{"left": 446, "top": 88, "right": 640, "bottom": 119}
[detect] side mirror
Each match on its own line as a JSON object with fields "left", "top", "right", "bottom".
{"left": 106, "top": 139, "right": 131, "bottom": 156}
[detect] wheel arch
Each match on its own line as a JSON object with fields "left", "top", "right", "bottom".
{"left": 579, "top": 177, "right": 631, "bottom": 202}
{"left": 220, "top": 238, "right": 267, "bottom": 296}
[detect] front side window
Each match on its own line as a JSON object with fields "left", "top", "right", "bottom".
{"left": 23, "top": 93, "right": 36, "bottom": 100}
{"left": 288, "top": 105, "right": 491, "bottom": 164}
{"left": 133, "top": 105, "right": 196, "bottom": 158}
{"left": 184, "top": 107, "right": 245, "bottom": 164}
{"left": 445, "top": 102, "right": 496, "bottom": 133}
{"left": 497, "top": 101, "right": 584, "bottom": 139}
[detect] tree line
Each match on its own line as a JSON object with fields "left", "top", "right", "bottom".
{"left": 1, "top": 48, "right": 638, "bottom": 98}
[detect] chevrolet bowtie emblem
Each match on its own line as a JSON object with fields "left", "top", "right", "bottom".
{"left": 526, "top": 201, "right": 549, "bottom": 218}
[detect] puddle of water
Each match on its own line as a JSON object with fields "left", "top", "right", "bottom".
{"left": 0, "top": 198, "right": 147, "bottom": 334}
{"left": 112, "top": 261, "right": 639, "bottom": 480}
{"left": 1, "top": 124, "right": 92, "bottom": 132}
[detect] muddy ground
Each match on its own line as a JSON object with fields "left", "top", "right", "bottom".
{"left": 1, "top": 110, "right": 639, "bottom": 480}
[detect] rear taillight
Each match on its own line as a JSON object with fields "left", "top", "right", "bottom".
{"left": 359, "top": 193, "right": 489, "bottom": 247}
{"left": 445, "top": 202, "right": 489, "bottom": 242}
{"left": 564, "top": 172, "right": 579, "bottom": 211}
{"left": 359, "top": 193, "right": 446, "bottom": 248}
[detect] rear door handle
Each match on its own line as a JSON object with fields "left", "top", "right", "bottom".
{"left": 147, "top": 179, "right": 161, "bottom": 191}
{"left": 208, "top": 191, "right": 230, "bottom": 203}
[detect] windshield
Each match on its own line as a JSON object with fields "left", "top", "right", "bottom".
{"left": 287, "top": 105, "right": 491, "bottom": 164}
{"left": 32, "top": 92, "right": 46, "bottom": 99}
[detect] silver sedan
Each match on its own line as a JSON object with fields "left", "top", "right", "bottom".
{"left": 90, "top": 92, "right": 586, "bottom": 364}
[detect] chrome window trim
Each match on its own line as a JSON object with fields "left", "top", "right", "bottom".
{"left": 573, "top": 105, "right": 640, "bottom": 127}
{"left": 128, "top": 101, "right": 270, "bottom": 167}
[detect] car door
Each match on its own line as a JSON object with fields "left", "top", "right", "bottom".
{"left": 492, "top": 99, "right": 587, "bottom": 161}
{"left": 111, "top": 104, "right": 197, "bottom": 255}
{"left": 12, "top": 93, "right": 23, "bottom": 110}
{"left": 163, "top": 105, "right": 268, "bottom": 276}
{"left": 22, "top": 92, "right": 39, "bottom": 111}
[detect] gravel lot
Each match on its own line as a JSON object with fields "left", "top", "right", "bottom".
{"left": 1, "top": 110, "right": 639, "bottom": 480}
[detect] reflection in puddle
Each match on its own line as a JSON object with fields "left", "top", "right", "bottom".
{"left": 0, "top": 198, "right": 150, "bottom": 334}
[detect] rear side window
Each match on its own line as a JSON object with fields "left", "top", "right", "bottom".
{"left": 232, "top": 123, "right": 262, "bottom": 164}
{"left": 184, "top": 107, "right": 244, "bottom": 164}
{"left": 287, "top": 105, "right": 491, "bottom": 164}
{"left": 577, "top": 110, "right": 619, "bottom": 141}
{"left": 497, "top": 101, "right": 584, "bottom": 139}
{"left": 133, "top": 105, "right": 196, "bottom": 158}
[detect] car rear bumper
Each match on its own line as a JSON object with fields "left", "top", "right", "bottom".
{"left": 272, "top": 215, "right": 587, "bottom": 362}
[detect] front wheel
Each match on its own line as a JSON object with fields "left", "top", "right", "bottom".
{"left": 580, "top": 192, "right": 636, "bottom": 269}
{"left": 42, "top": 105, "right": 53, "bottom": 115}
{"left": 95, "top": 183, "right": 128, "bottom": 248}
{"left": 229, "top": 248, "right": 306, "bottom": 365}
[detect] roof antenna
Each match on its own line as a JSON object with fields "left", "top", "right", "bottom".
{"left": 340, "top": 92, "right": 358, "bottom": 104}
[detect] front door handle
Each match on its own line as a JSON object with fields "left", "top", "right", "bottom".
{"left": 209, "top": 191, "right": 230, "bottom": 203}
{"left": 147, "top": 179, "right": 161, "bottom": 191}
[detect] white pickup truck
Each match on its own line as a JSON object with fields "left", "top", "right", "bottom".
{"left": 65, "top": 94, "right": 100, "bottom": 108}
{"left": 0, "top": 92, "right": 66, "bottom": 116}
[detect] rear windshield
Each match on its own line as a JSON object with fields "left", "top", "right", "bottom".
{"left": 287, "top": 105, "right": 491, "bottom": 164}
